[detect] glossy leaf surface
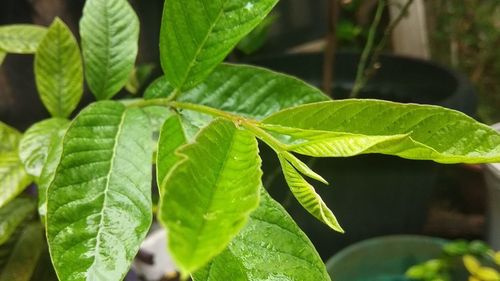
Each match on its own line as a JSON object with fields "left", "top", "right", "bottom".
{"left": 0, "top": 198, "right": 36, "bottom": 245}
{"left": 156, "top": 114, "right": 187, "bottom": 188}
{"left": 35, "top": 18, "right": 83, "bottom": 118}
{"left": 47, "top": 102, "right": 152, "bottom": 281}
{"left": 0, "top": 121, "right": 21, "bottom": 154}
{"left": 0, "top": 223, "right": 44, "bottom": 281}
{"left": 159, "top": 119, "right": 261, "bottom": 274}
{"left": 0, "top": 25, "right": 47, "bottom": 53}
{"left": 278, "top": 156, "right": 343, "bottom": 232}
{"left": 0, "top": 153, "right": 32, "bottom": 208}
{"left": 19, "top": 118, "right": 69, "bottom": 178}
{"left": 193, "top": 190, "right": 331, "bottom": 281}
{"left": 264, "top": 100, "right": 500, "bottom": 163}
{"left": 80, "top": 0, "right": 139, "bottom": 100}
{"left": 160, "top": 0, "right": 278, "bottom": 90}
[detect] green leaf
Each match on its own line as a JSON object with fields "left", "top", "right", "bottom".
{"left": 0, "top": 223, "right": 44, "bottom": 281}
{"left": 261, "top": 124, "right": 409, "bottom": 158}
{"left": 80, "top": 0, "right": 139, "bottom": 100}
{"left": 19, "top": 118, "right": 70, "bottom": 178}
{"left": 159, "top": 119, "right": 262, "bottom": 274}
{"left": 160, "top": 0, "right": 278, "bottom": 90}
{"left": 125, "top": 64, "right": 155, "bottom": 95}
{"left": 264, "top": 100, "right": 500, "bottom": 164}
{"left": 237, "top": 13, "right": 277, "bottom": 55}
{"left": 0, "top": 50, "right": 5, "bottom": 65}
{"left": 278, "top": 155, "right": 344, "bottom": 232}
{"left": 143, "top": 76, "right": 175, "bottom": 100}
{"left": 0, "top": 121, "right": 21, "bottom": 154}
{"left": 153, "top": 64, "right": 328, "bottom": 119}
{"left": 0, "top": 198, "right": 36, "bottom": 245}
{"left": 0, "top": 25, "right": 47, "bottom": 54}
{"left": 37, "top": 127, "right": 65, "bottom": 222}
{"left": 35, "top": 18, "right": 83, "bottom": 118}
{"left": 0, "top": 152, "right": 32, "bottom": 208}
{"left": 46, "top": 101, "right": 152, "bottom": 281}
{"left": 156, "top": 114, "right": 187, "bottom": 188}
{"left": 193, "top": 190, "right": 331, "bottom": 281}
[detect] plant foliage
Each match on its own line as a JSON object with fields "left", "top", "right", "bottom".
{"left": 0, "top": 1, "right": 499, "bottom": 280}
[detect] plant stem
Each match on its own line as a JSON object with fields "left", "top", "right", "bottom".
{"left": 323, "top": 0, "right": 340, "bottom": 97}
{"left": 350, "top": 0, "right": 385, "bottom": 98}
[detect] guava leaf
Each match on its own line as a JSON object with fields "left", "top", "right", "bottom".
{"left": 278, "top": 156, "right": 343, "bottom": 232}
{"left": 0, "top": 198, "right": 36, "bottom": 245}
{"left": 0, "top": 121, "right": 21, "bottom": 154}
{"left": 19, "top": 118, "right": 69, "bottom": 178}
{"left": 264, "top": 100, "right": 500, "bottom": 164}
{"left": 156, "top": 114, "right": 187, "bottom": 189}
{"left": 46, "top": 101, "right": 152, "bottom": 281}
{"left": 192, "top": 190, "right": 331, "bottom": 281}
{"left": 0, "top": 223, "right": 44, "bottom": 281}
{"left": 35, "top": 18, "right": 83, "bottom": 118}
{"left": 143, "top": 76, "right": 175, "bottom": 100}
{"left": 0, "top": 25, "right": 47, "bottom": 54}
{"left": 159, "top": 119, "right": 262, "bottom": 275}
{"left": 80, "top": 0, "right": 139, "bottom": 100}
{"left": 160, "top": 0, "right": 278, "bottom": 90}
{"left": 0, "top": 153, "right": 32, "bottom": 208}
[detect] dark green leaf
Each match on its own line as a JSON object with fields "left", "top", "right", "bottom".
{"left": 0, "top": 198, "right": 36, "bottom": 245}
{"left": 237, "top": 13, "right": 277, "bottom": 55}
{"left": 0, "top": 152, "right": 32, "bottom": 208}
{"left": 143, "top": 76, "right": 175, "bottom": 100}
{"left": 35, "top": 18, "right": 83, "bottom": 118}
{"left": 46, "top": 101, "right": 152, "bottom": 281}
{"left": 193, "top": 190, "right": 331, "bottom": 281}
{"left": 80, "top": 0, "right": 139, "bottom": 100}
{"left": 159, "top": 119, "right": 261, "bottom": 274}
{"left": 160, "top": 0, "right": 278, "bottom": 90}
{"left": 263, "top": 100, "right": 500, "bottom": 163}
{"left": 0, "top": 25, "right": 47, "bottom": 54}
{"left": 0, "top": 223, "right": 44, "bottom": 281}
{"left": 19, "top": 118, "right": 69, "bottom": 178}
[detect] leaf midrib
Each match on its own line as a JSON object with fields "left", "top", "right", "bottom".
{"left": 88, "top": 108, "right": 127, "bottom": 273}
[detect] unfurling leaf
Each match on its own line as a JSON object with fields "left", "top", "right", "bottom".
{"left": 46, "top": 101, "right": 152, "bottom": 281}
{"left": 159, "top": 119, "right": 261, "bottom": 275}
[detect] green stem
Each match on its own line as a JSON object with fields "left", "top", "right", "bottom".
{"left": 350, "top": 0, "right": 385, "bottom": 98}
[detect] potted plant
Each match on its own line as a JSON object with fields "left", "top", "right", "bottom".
{"left": 0, "top": 0, "right": 499, "bottom": 281}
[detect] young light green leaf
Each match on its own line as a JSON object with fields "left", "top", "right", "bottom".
{"left": 193, "top": 190, "right": 331, "bottom": 281}
{"left": 159, "top": 119, "right": 262, "bottom": 275}
{"left": 160, "top": 0, "right": 278, "bottom": 90}
{"left": 278, "top": 156, "right": 344, "bottom": 233}
{"left": 261, "top": 124, "right": 409, "bottom": 158}
{"left": 46, "top": 101, "right": 152, "bottom": 281}
{"left": 264, "top": 100, "right": 500, "bottom": 164}
{"left": 18, "top": 118, "right": 69, "bottom": 178}
{"left": 0, "top": 152, "right": 32, "bottom": 208}
{"left": 80, "top": 0, "right": 139, "bottom": 100}
{"left": 0, "top": 50, "right": 6, "bottom": 65}
{"left": 0, "top": 25, "right": 47, "bottom": 54}
{"left": 35, "top": 18, "right": 83, "bottom": 118}
{"left": 0, "top": 198, "right": 36, "bottom": 245}
{"left": 156, "top": 114, "right": 187, "bottom": 189}
{"left": 279, "top": 151, "right": 328, "bottom": 185}
{"left": 0, "top": 121, "right": 21, "bottom": 154}
{"left": 0, "top": 223, "right": 44, "bottom": 281}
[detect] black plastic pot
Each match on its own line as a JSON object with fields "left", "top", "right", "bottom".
{"left": 249, "top": 52, "right": 477, "bottom": 259}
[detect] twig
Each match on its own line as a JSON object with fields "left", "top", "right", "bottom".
{"left": 350, "top": 0, "right": 414, "bottom": 98}
{"left": 350, "top": 0, "right": 385, "bottom": 98}
{"left": 322, "top": 0, "right": 340, "bottom": 98}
